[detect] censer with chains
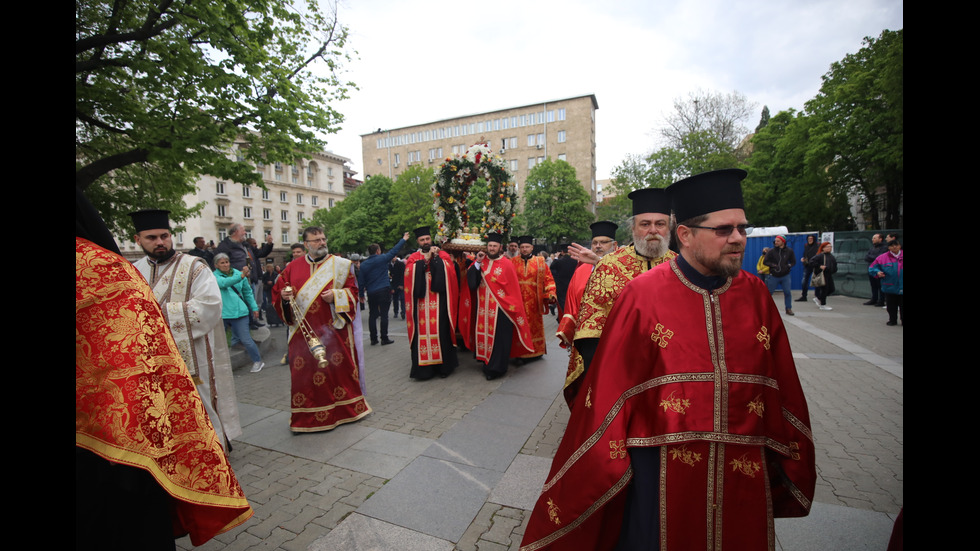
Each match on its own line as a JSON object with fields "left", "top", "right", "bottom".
{"left": 281, "top": 283, "right": 331, "bottom": 369}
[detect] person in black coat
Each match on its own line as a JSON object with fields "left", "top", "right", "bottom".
{"left": 809, "top": 241, "right": 837, "bottom": 310}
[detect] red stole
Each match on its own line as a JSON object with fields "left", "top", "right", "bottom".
{"left": 405, "top": 249, "right": 458, "bottom": 365}
{"left": 473, "top": 257, "right": 533, "bottom": 362}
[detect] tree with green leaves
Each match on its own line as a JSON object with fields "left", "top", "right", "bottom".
{"left": 806, "top": 29, "right": 903, "bottom": 228}
{"left": 744, "top": 110, "right": 852, "bottom": 231}
{"left": 311, "top": 175, "right": 396, "bottom": 254}
{"left": 390, "top": 165, "right": 438, "bottom": 237}
{"left": 77, "top": 0, "right": 356, "bottom": 235}
{"left": 521, "top": 159, "right": 593, "bottom": 246}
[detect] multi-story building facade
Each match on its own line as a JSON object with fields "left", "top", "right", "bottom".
{"left": 361, "top": 94, "right": 598, "bottom": 211}
{"left": 116, "top": 139, "right": 355, "bottom": 263}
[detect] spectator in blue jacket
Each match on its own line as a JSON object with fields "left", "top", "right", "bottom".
{"left": 358, "top": 232, "right": 410, "bottom": 345}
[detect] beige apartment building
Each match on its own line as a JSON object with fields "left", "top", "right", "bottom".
{"left": 116, "top": 139, "right": 354, "bottom": 263}
{"left": 361, "top": 94, "right": 598, "bottom": 211}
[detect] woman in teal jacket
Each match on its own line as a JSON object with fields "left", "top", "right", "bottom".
{"left": 214, "top": 253, "right": 265, "bottom": 372}
{"left": 869, "top": 239, "right": 903, "bottom": 326}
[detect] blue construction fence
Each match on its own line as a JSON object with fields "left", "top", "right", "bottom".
{"left": 742, "top": 229, "right": 901, "bottom": 300}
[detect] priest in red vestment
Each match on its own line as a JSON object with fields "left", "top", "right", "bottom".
{"left": 572, "top": 188, "right": 676, "bottom": 379}
{"left": 467, "top": 233, "right": 534, "bottom": 380}
{"left": 405, "top": 226, "right": 459, "bottom": 380}
{"left": 510, "top": 235, "right": 556, "bottom": 364}
{"left": 77, "top": 237, "right": 252, "bottom": 548}
{"left": 522, "top": 169, "right": 815, "bottom": 551}
{"left": 272, "top": 226, "right": 371, "bottom": 432}
{"left": 556, "top": 221, "right": 618, "bottom": 408}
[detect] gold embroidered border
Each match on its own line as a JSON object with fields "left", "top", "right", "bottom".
{"left": 782, "top": 408, "right": 814, "bottom": 443}
{"left": 542, "top": 371, "right": 782, "bottom": 493}
{"left": 520, "top": 466, "right": 633, "bottom": 551}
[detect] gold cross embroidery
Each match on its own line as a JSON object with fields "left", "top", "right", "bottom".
{"left": 756, "top": 326, "right": 771, "bottom": 350}
{"left": 609, "top": 440, "right": 627, "bottom": 459}
{"left": 650, "top": 323, "right": 673, "bottom": 348}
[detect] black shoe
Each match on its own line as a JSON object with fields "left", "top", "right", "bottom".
{"left": 381, "top": 339, "right": 395, "bottom": 345}
{"left": 886, "top": 321, "right": 897, "bottom": 326}
{"left": 862, "top": 300, "right": 875, "bottom": 305}
{"left": 371, "top": 340, "right": 379, "bottom": 346}
{"left": 795, "top": 297, "right": 807, "bottom": 302}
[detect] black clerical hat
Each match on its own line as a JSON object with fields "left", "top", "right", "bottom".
{"left": 590, "top": 221, "right": 618, "bottom": 239}
{"left": 668, "top": 169, "right": 747, "bottom": 223}
{"left": 413, "top": 226, "right": 431, "bottom": 238}
{"left": 627, "top": 188, "right": 671, "bottom": 216}
{"left": 129, "top": 209, "right": 171, "bottom": 232}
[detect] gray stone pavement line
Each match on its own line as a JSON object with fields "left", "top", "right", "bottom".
{"left": 783, "top": 316, "right": 903, "bottom": 379}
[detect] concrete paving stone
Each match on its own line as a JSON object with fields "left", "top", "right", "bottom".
{"left": 456, "top": 503, "right": 499, "bottom": 551}
{"left": 475, "top": 540, "right": 509, "bottom": 551}
{"left": 484, "top": 512, "right": 522, "bottom": 545}
{"left": 312, "top": 502, "right": 358, "bottom": 530}
{"left": 248, "top": 481, "right": 291, "bottom": 504}
{"left": 356, "top": 456, "right": 503, "bottom": 542}
{"left": 341, "top": 481, "right": 384, "bottom": 506}
{"left": 487, "top": 454, "right": 552, "bottom": 511}
{"left": 308, "top": 473, "right": 346, "bottom": 496}
{"left": 423, "top": 417, "right": 530, "bottom": 473}
{"left": 280, "top": 504, "right": 329, "bottom": 534}
{"left": 775, "top": 502, "right": 894, "bottom": 551}
{"left": 309, "top": 513, "right": 454, "bottom": 551}
{"left": 329, "top": 446, "right": 412, "bottom": 479}
{"left": 246, "top": 510, "right": 295, "bottom": 540}
{"left": 466, "top": 392, "right": 555, "bottom": 430}
{"left": 281, "top": 527, "right": 332, "bottom": 551}
{"left": 272, "top": 423, "right": 375, "bottom": 463}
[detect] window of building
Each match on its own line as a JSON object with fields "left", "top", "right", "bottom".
{"left": 275, "top": 162, "right": 283, "bottom": 171}
{"left": 218, "top": 229, "right": 227, "bottom": 241}
{"left": 329, "top": 198, "right": 335, "bottom": 208}
{"left": 547, "top": 110, "right": 555, "bottom": 122}
{"left": 298, "top": 212, "right": 305, "bottom": 222}
{"left": 394, "top": 152, "right": 400, "bottom": 165}
{"left": 509, "top": 137, "right": 517, "bottom": 149}
{"left": 243, "top": 206, "right": 252, "bottom": 219}
{"left": 557, "top": 130, "right": 566, "bottom": 143}
{"left": 292, "top": 175, "right": 298, "bottom": 184}
{"left": 558, "top": 108, "right": 566, "bottom": 121}
{"left": 216, "top": 181, "right": 226, "bottom": 195}
{"left": 281, "top": 210, "right": 288, "bottom": 221}
{"left": 528, "top": 157, "right": 536, "bottom": 170}
{"left": 282, "top": 231, "right": 290, "bottom": 244}
{"left": 527, "top": 134, "right": 535, "bottom": 147}
{"left": 501, "top": 117, "right": 509, "bottom": 130}
{"left": 311, "top": 196, "right": 318, "bottom": 207}
{"left": 262, "top": 189, "right": 270, "bottom": 200}
{"left": 217, "top": 204, "right": 226, "bottom": 217}
{"left": 297, "top": 193, "right": 304, "bottom": 205}
{"left": 245, "top": 229, "right": 253, "bottom": 239}
{"left": 558, "top": 153, "right": 567, "bottom": 162}
{"left": 242, "top": 185, "right": 251, "bottom": 198}
{"left": 510, "top": 160, "right": 519, "bottom": 171}
{"left": 263, "top": 208, "right": 271, "bottom": 220}
{"left": 275, "top": 172, "right": 281, "bottom": 181}
{"left": 328, "top": 167, "right": 333, "bottom": 176}
{"left": 537, "top": 133, "right": 544, "bottom": 145}
{"left": 280, "top": 191, "right": 288, "bottom": 202}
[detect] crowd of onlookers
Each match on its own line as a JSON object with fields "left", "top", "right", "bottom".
{"left": 754, "top": 231, "right": 902, "bottom": 325}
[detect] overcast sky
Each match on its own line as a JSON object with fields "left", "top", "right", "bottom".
{"left": 319, "top": 0, "right": 903, "bottom": 181}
